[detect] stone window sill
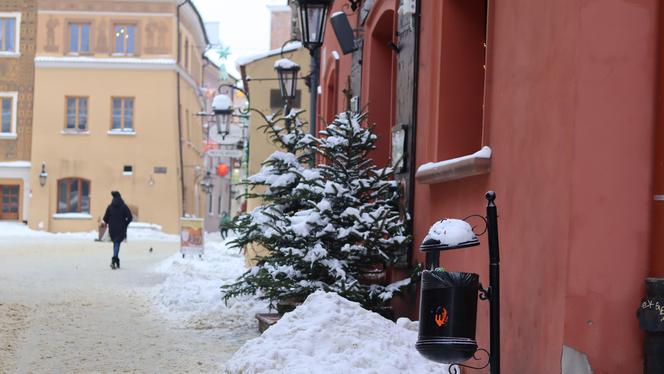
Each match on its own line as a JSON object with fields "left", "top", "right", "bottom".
{"left": 415, "top": 146, "right": 492, "bottom": 184}
{"left": 0, "top": 133, "right": 17, "bottom": 139}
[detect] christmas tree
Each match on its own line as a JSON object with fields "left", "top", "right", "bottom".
{"left": 222, "top": 108, "right": 414, "bottom": 313}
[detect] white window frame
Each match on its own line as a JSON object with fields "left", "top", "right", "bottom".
{"left": 0, "top": 91, "right": 18, "bottom": 139}
{"left": 0, "top": 12, "right": 21, "bottom": 57}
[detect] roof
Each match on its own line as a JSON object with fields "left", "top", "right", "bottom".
{"left": 235, "top": 41, "right": 303, "bottom": 68}
{"left": 178, "top": 0, "right": 210, "bottom": 46}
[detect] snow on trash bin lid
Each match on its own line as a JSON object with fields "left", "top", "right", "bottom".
{"left": 421, "top": 219, "right": 478, "bottom": 250}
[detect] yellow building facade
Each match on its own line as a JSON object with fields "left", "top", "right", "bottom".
{"left": 238, "top": 44, "right": 309, "bottom": 264}
{"left": 28, "top": 0, "right": 208, "bottom": 234}
{"left": 238, "top": 44, "right": 310, "bottom": 214}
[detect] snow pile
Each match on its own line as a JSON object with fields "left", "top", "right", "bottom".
{"left": 225, "top": 291, "right": 448, "bottom": 374}
{"left": 151, "top": 234, "right": 268, "bottom": 340}
{"left": 0, "top": 221, "right": 96, "bottom": 239}
{"left": 0, "top": 221, "right": 177, "bottom": 241}
{"left": 127, "top": 222, "right": 178, "bottom": 241}
{"left": 424, "top": 219, "right": 477, "bottom": 246}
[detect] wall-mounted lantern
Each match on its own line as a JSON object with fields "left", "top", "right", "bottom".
{"left": 212, "top": 93, "right": 233, "bottom": 138}
{"left": 200, "top": 171, "right": 213, "bottom": 194}
{"left": 416, "top": 192, "right": 501, "bottom": 374}
{"left": 38, "top": 163, "right": 48, "bottom": 187}
{"left": 274, "top": 58, "right": 301, "bottom": 108}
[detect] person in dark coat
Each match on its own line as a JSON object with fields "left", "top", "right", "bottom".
{"left": 103, "top": 191, "right": 133, "bottom": 269}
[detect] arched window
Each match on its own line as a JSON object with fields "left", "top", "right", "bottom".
{"left": 57, "top": 178, "right": 90, "bottom": 214}
{"left": 362, "top": 4, "right": 397, "bottom": 168}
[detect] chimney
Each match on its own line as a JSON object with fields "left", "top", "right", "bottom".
{"left": 268, "top": 1, "right": 293, "bottom": 50}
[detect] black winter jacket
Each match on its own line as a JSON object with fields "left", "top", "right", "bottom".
{"left": 103, "top": 197, "right": 133, "bottom": 242}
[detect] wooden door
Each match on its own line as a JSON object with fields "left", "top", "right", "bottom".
{"left": 0, "top": 184, "right": 20, "bottom": 220}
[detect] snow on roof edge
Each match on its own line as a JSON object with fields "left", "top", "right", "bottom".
{"left": 236, "top": 41, "right": 303, "bottom": 69}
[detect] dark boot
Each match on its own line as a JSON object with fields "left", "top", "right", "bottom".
{"left": 115, "top": 257, "right": 120, "bottom": 269}
{"left": 110, "top": 257, "right": 116, "bottom": 270}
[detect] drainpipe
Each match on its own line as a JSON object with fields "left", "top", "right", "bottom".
{"left": 176, "top": 0, "right": 187, "bottom": 216}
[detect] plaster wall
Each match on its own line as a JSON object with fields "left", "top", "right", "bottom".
{"left": 29, "top": 68, "right": 182, "bottom": 234}
{"left": 412, "top": 0, "right": 657, "bottom": 372}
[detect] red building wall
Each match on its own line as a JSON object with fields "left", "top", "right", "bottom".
{"left": 412, "top": 0, "right": 658, "bottom": 373}
{"left": 318, "top": 0, "right": 659, "bottom": 372}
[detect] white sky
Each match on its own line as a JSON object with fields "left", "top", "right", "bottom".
{"left": 192, "top": 0, "right": 288, "bottom": 77}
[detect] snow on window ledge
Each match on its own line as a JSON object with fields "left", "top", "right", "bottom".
{"left": 0, "top": 133, "right": 17, "bottom": 139}
{"left": 53, "top": 213, "right": 92, "bottom": 220}
{"left": 107, "top": 130, "right": 136, "bottom": 136}
{"left": 61, "top": 130, "right": 90, "bottom": 135}
{"left": 0, "top": 51, "right": 20, "bottom": 58}
{"left": 415, "top": 146, "right": 492, "bottom": 184}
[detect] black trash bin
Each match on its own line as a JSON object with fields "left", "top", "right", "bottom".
{"left": 416, "top": 270, "right": 480, "bottom": 363}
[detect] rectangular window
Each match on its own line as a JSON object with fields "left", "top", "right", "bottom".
{"left": 123, "top": 165, "right": 133, "bottom": 176}
{"left": 111, "top": 97, "right": 134, "bottom": 132}
{"left": 217, "top": 194, "right": 222, "bottom": 215}
{"left": 65, "top": 97, "right": 88, "bottom": 131}
{"left": 114, "top": 24, "right": 136, "bottom": 55}
{"left": 207, "top": 193, "right": 213, "bottom": 215}
{"left": 57, "top": 178, "right": 90, "bottom": 214}
{"left": 0, "top": 16, "right": 17, "bottom": 52}
{"left": 69, "top": 23, "right": 91, "bottom": 54}
{"left": 1, "top": 97, "right": 11, "bottom": 133}
{"left": 184, "top": 39, "right": 189, "bottom": 69}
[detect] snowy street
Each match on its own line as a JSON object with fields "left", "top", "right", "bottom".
{"left": 0, "top": 230, "right": 249, "bottom": 373}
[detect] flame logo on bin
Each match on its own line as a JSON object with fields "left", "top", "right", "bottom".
{"left": 434, "top": 306, "right": 448, "bottom": 327}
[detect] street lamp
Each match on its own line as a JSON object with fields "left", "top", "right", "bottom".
{"left": 200, "top": 171, "right": 213, "bottom": 194}
{"left": 212, "top": 93, "right": 233, "bottom": 138}
{"left": 38, "top": 163, "right": 48, "bottom": 187}
{"left": 274, "top": 58, "right": 301, "bottom": 112}
{"left": 294, "top": 0, "right": 333, "bottom": 140}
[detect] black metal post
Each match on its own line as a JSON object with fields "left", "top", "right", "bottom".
{"left": 309, "top": 48, "right": 320, "bottom": 139}
{"left": 485, "top": 191, "right": 500, "bottom": 374}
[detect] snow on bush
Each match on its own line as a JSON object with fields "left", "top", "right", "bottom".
{"left": 424, "top": 219, "right": 477, "bottom": 246}
{"left": 151, "top": 234, "right": 268, "bottom": 342}
{"left": 224, "top": 291, "right": 449, "bottom": 374}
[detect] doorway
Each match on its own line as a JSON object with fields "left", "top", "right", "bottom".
{"left": 0, "top": 184, "right": 20, "bottom": 220}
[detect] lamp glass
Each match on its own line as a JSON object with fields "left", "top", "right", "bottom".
{"left": 215, "top": 112, "right": 231, "bottom": 137}
{"left": 277, "top": 67, "right": 300, "bottom": 101}
{"left": 297, "top": 0, "right": 332, "bottom": 50}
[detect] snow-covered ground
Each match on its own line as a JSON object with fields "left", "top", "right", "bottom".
{"left": 151, "top": 234, "right": 451, "bottom": 373}
{"left": 150, "top": 233, "right": 268, "bottom": 348}
{"left": 0, "top": 222, "right": 450, "bottom": 372}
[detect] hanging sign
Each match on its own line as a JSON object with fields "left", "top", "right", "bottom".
{"left": 208, "top": 149, "right": 243, "bottom": 158}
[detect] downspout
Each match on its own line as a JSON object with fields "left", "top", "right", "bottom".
{"left": 176, "top": 0, "right": 187, "bottom": 216}
{"left": 406, "top": 0, "right": 421, "bottom": 266}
